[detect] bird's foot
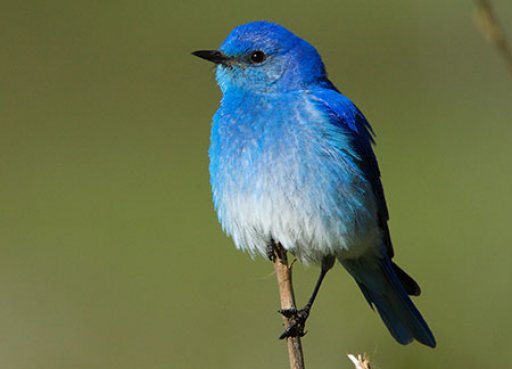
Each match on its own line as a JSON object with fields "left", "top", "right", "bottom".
{"left": 266, "top": 242, "right": 276, "bottom": 262}
{"left": 278, "top": 306, "right": 310, "bottom": 339}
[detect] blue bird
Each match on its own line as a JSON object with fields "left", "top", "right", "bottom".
{"left": 193, "top": 21, "right": 436, "bottom": 348}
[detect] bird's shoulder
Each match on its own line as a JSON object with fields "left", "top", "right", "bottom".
{"left": 306, "top": 87, "right": 373, "bottom": 141}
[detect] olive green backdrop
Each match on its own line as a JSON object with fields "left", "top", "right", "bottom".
{"left": 1, "top": 1, "right": 512, "bottom": 368}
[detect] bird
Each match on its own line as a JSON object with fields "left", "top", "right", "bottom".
{"left": 192, "top": 21, "right": 436, "bottom": 348}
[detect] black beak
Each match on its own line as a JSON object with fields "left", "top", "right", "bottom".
{"left": 191, "top": 50, "right": 230, "bottom": 65}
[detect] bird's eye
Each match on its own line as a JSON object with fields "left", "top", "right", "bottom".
{"left": 249, "top": 50, "right": 266, "bottom": 64}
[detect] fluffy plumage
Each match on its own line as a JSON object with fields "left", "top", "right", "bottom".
{"left": 201, "top": 21, "right": 435, "bottom": 347}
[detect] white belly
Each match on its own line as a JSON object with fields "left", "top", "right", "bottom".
{"left": 214, "top": 166, "right": 382, "bottom": 264}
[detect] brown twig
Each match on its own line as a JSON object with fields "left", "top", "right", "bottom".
{"left": 270, "top": 246, "right": 376, "bottom": 369}
{"left": 271, "top": 242, "right": 306, "bottom": 369}
{"left": 475, "top": 0, "right": 512, "bottom": 77}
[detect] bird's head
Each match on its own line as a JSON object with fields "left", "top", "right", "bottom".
{"left": 193, "top": 21, "right": 328, "bottom": 94}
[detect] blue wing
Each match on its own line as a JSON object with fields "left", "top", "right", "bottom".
{"left": 310, "top": 87, "right": 421, "bottom": 296}
{"left": 309, "top": 87, "right": 436, "bottom": 347}
{"left": 309, "top": 88, "right": 389, "bottom": 243}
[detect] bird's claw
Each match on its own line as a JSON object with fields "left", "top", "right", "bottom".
{"left": 278, "top": 307, "right": 298, "bottom": 318}
{"left": 278, "top": 307, "right": 310, "bottom": 339}
{"left": 266, "top": 242, "right": 276, "bottom": 262}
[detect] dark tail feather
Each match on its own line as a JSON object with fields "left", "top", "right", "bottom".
{"left": 392, "top": 262, "right": 421, "bottom": 296}
{"left": 340, "top": 256, "right": 436, "bottom": 348}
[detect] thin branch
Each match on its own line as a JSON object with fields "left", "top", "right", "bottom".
{"left": 475, "top": 0, "right": 512, "bottom": 77}
{"left": 271, "top": 242, "right": 306, "bottom": 369}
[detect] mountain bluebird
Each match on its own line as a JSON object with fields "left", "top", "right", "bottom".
{"left": 193, "top": 21, "right": 435, "bottom": 347}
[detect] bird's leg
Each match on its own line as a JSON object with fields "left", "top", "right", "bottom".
{"left": 279, "top": 255, "right": 335, "bottom": 339}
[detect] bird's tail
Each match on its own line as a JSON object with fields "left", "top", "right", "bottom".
{"left": 340, "top": 255, "right": 436, "bottom": 348}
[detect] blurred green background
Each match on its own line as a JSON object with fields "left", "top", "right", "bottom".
{"left": 1, "top": 1, "right": 512, "bottom": 368}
